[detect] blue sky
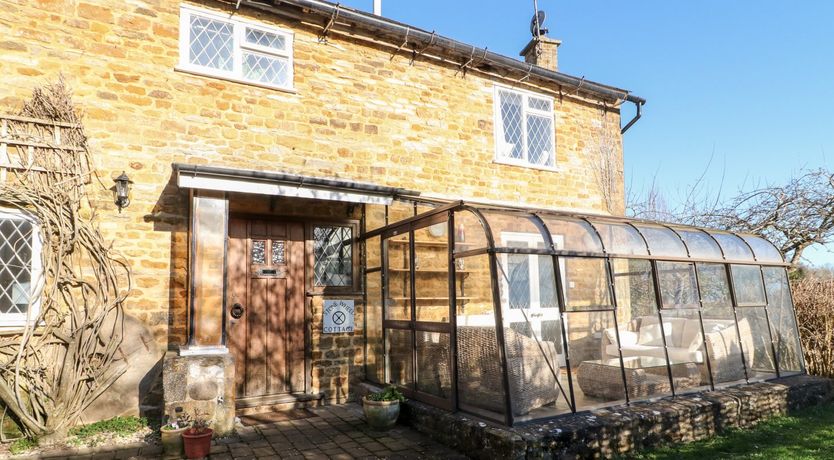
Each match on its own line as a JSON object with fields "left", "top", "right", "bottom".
{"left": 340, "top": 1, "right": 834, "bottom": 265}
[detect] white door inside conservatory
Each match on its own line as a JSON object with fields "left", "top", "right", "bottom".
{"left": 500, "top": 232, "right": 567, "bottom": 366}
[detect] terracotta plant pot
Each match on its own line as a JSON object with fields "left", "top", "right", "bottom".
{"left": 362, "top": 396, "right": 400, "bottom": 430}
{"left": 182, "top": 428, "right": 213, "bottom": 459}
{"left": 160, "top": 425, "right": 188, "bottom": 458}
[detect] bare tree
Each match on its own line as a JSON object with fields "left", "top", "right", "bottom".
{"left": 629, "top": 165, "right": 834, "bottom": 266}
{"left": 586, "top": 119, "right": 624, "bottom": 214}
{"left": 696, "top": 168, "right": 834, "bottom": 265}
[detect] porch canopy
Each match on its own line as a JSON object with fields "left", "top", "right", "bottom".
{"left": 361, "top": 201, "right": 804, "bottom": 426}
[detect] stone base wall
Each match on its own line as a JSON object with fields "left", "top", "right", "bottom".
{"left": 400, "top": 375, "right": 834, "bottom": 459}
{"left": 162, "top": 352, "right": 236, "bottom": 436}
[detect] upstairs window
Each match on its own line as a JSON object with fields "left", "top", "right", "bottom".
{"left": 0, "top": 209, "right": 41, "bottom": 327}
{"left": 493, "top": 86, "right": 556, "bottom": 168}
{"left": 179, "top": 5, "right": 294, "bottom": 91}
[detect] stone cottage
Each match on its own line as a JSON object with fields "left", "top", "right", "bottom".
{"left": 1, "top": 0, "right": 804, "bottom": 437}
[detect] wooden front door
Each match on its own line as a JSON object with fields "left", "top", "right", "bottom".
{"left": 227, "top": 218, "right": 306, "bottom": 402}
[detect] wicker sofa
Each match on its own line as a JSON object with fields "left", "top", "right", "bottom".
{"left": 457, "top": 325, "right": 562, "bottom": 415}
{"left": 600, "top": 316, "right": 752, "bottom": 383}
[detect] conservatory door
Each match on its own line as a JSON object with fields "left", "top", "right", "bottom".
{"left": 500, "top": 232, "right": 566, "bottom": 366}
{"left": 227, "top": 218, "right": 306, "bottom": 403}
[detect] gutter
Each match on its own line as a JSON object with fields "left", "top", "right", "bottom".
{"left": 240, "top": 0, "right": 645, "bottom": 132}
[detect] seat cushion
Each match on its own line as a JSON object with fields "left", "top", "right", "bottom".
{"left": 682, "top": 320, "right": 704, "bottom": 351}
{"left": 637, "top": 322, "right": 671, "bottom": 346}
{"left": 616, "top": 344, "right": 667, "bottom": 359}
{"left": 611, "top": 344, "right": 703, "bottom": 364}
{"left": 667, "top": 347, "right": 703, "bottom": 363}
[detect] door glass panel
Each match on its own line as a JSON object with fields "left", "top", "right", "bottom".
{"left": 366, "top": 271, "right": 384, "bottom": 383}
{"left": 251, "top": 239, "right": 266, "bottom": 265}
{"left": 385, "top": 234, "right": 411, "bottom": 321}
{"left": 271, "top": 240, "right": 285, "bottom": 265}
{"left": 414, "top": 225, "right": 450, "bottom": 322}
{"left": 387, "top": 329, "right": 413, "bottom": 386}
{"left": 416, "top": 331, "right": 451, "bottom": 398}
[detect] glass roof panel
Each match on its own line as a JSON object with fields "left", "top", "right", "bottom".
{"left": 538, "top": 215, "right": 603, "bottom": 253}
{"left": 452, "top": 209, "right": 489, "bottom": 253}
{"left": 633, "top": 224, "right": 687, "bottom": 257}
{"left": 674, "top": 228, "right": 723, "bottom": 260}
{"left": 710, "top": 232, "right": 755, "bottom": 260}
{"left": 480, "top": 210, "right": 548, "bottom": 250}
{"left": 741, "top": 235, "right": 783, "bottom": 263}
{"left": 591, "top": 220, "right": 648, "bottom": 255}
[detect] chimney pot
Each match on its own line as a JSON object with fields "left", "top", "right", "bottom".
{"left": 520, "top": 36, "right": 561, "bottom": 72}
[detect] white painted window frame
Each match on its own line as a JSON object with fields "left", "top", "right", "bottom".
{"left": 493, "top": 84, "right": 557, "bottom": 171}
{"left": 178, "top": 4, "right": 295, "bottom": 92}
{"left": 0, "top": 208, "right": 42, "bottom": 328}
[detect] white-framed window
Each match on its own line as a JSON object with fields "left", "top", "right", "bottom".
{"left": 178, "top": 5, "right": 294, "bottom": 91}
{"left": 0, "top": 209, "right": 42, "bottom": 327}
{"left": 493, "top": 85, "right": 556, "bottom": 169}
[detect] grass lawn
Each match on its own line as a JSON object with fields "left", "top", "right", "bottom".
{"left": 626, "top": 402, "right": 834, "bottom": 460}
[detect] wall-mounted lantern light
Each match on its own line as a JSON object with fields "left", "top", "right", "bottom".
{"left": 114, "top": 171, "right": 133, "bottom": 212}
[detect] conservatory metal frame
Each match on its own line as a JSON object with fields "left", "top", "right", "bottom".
{"left": 360, "top": 200, "right": 805, "bottom": 426}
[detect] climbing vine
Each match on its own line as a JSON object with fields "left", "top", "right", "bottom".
{"left": 0, "top": 79, "right": 130, "bottom": 441}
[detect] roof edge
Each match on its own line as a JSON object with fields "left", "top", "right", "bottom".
{"left": 239, "top": 0, "right": 644, "bottom": 105}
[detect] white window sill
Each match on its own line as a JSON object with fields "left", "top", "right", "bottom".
{"left": 493, "top": 159, "right": 561, "bottom": 173}
{"left": 174, "top": 66, "right": 298, "bottom": 95}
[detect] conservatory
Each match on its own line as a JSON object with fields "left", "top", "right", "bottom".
{"left": 361, "top": 201, "right": 805, "bottom": 426}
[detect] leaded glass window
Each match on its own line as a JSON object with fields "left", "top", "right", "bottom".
{"left": 0, "top": 210, "right": 41, "bottom": 324}
{"left": 313, "top": 226, "right": 352, "bottom": 287}
{"left": 494, "top": 86, "right": 556, "bottom": 168}
{"left": 180, "top": 6, "right": 294, "bottom": 90}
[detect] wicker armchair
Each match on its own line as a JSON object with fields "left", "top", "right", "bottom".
{"left": 457, "top": 326, "right": 561, "bottom": 415}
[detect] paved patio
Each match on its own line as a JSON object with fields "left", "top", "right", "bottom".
{"left": 12, "top": 403, "right": 468, "bottom": 459}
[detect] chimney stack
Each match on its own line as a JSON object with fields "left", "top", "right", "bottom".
{"left": 373, "top": 0, "right": 382, "bottom": 15}
{"left": 520, "top": 36, "right": 561, "bottom": 72}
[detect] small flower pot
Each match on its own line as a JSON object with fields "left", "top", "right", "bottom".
{"left": 182, "top": 428, "right": 213, "bottom": 459}
{"left": 160, "top": 425, "right": 188, "bottom": 458}
{"left": 362, "top": 396, "right": 400, "bottom": 431}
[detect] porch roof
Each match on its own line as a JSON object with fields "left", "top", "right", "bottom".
{"left": 173, "top": 163, "right": 420, "bottom": 205}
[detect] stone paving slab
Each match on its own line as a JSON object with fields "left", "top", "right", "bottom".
{"left": 6, "top": 403, "right": 469, "bottom": 460}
